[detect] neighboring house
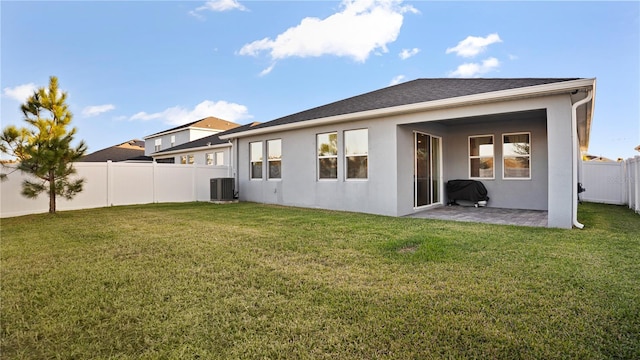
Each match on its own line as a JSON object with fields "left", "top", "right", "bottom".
{"left": 80, "top": 139, "right": 152, "bottom": 162}
{"left": 219, "top": 78, "right": 596, "bottom": 229}
{"left": 144, "top": 117, "right": 240, "bottom": 157}
{"left": 152, "top": 122, "right": 260, "bottom": 167}
{"left": 584, "top": 154, "right": 616, "bottom": 162}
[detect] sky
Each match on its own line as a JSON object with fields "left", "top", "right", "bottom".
{"left": 1, "top": 0, "right": 639, "bottom": 160}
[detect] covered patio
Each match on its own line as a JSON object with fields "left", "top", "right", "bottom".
{"left": 407, "top": 205, "right": 548, "bottom": 227}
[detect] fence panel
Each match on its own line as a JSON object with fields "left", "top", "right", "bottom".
{"left": 581, "top": 161, "right": 627, "bottom": 205}
{"left": 1, "top": 162, "right": 232, "bottom": 218}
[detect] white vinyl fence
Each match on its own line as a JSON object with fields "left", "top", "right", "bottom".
{"left": 1, "top": 161, "right": 234, "bottom": 218}
{"left": 581, "top": 156, "right": 640, "bottom": 214}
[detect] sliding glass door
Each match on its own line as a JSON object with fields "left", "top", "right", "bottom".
{"left": 414, "top": 132, "right": 442, "bottom": 208}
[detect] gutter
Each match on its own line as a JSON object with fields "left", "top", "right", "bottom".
{"left": 143, "top": 127, "right": 220, "bottom": 140}
{"left": 571, "top": 89, "right": 594, "bottom": 229}
{"left": 220, "top": 78, "right": 596, "bottom": 140}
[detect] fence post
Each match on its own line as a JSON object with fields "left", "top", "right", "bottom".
{"left": 629, "top": 156, "right": 640, "bottom": 213}
{"left": 632, "top": 158, "right": 635, "bottom": 211}
{"left": 193, "top": 164, "right": 198, "bottom": 201}
{"left": 152, "top": 161, "right": 157, "bottom": 203}
{"left": 106, "top": 160, "right": 113, "bottom": 206}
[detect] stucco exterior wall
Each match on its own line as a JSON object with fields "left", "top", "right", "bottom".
{"left": 236, "top": 118, "right": 400, "bottom": 216}
{"left": 440, "top": 117, "right": 548, "bottom": 210}
{"left": 545, "top": 96, "right": 574, "bottom": 228}
{"left": 235, "top": 94, "right": 576, "bottom": 228}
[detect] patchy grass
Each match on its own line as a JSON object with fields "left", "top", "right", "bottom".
{"left": 1, "top": 202, "right": 639, "bottom": 359}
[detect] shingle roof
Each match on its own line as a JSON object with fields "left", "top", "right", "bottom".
{"left": 247, "top": 78, "right": 580, "bottom": 131}
{"left": 154, "top": 122, "right": 261, "bottom": 154}
{"left": 146, "top": 116, "right": 240, "bottom": 138}
{"left": 81, "top": 139, "right": 151, "bottom": 162}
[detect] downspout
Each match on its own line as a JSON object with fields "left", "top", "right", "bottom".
{"left": 230, "top": 138, "right": 239, "bottom": 198}
{"left": 227, "top": 140, "right": 232, "bottom": 178}
{"left": 571, "top": 89, "right": 593, "bottom": 229}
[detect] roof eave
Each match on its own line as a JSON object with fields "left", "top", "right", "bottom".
{"left": 220, "top": 78, "right": 597, "bottom": 140}
{"left": 143, "top": 127, "right": 221, "bottom": 140}
{"left": 581, "top": 79, "right": 597, "bottom": 151}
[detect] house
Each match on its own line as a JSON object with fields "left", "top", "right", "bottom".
{"left": 144, "top": 116, "right": 240, "bottom": 157}
{"left": 80, "top": 139, "right": 152, "bottom": 162}
{"left": 152, "top": 122, "right": 260, "bottom": 167}
{"left": 219, "top": 78, "right": 596, "bottom": 229}
{"left": 583, "top": 154, "right": 616, "bottom": 162}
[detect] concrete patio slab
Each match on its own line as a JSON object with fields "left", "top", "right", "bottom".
{"left": 407, "top": 205, "right": 548, "bottom": 227}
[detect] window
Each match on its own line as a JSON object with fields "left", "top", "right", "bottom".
{"left": 180, "top": 154, "right": 194, "bottom": 164}
{"left": 215, "top": 151, "right": 224, "bottom": 166}
{"left": 170, "top": 135, "right": 175, "bottom": 148}
{"left": 207, "top": 152, "right": 224, "bottom": 165}
{"left": 267, "top": 139, "right": 282, "bottom": 179}
{"left": 503, "top": 133, "right": 531, "bottom": 179}
{"left": 156, "top": 158, "right": 174, "bottom": 164}
{"left": 345, "top": 129, "right": 368, "bottom": 179}
{"left": 250, "top": 142, "right": 263, "bottom": 179}
{"left": 469, "top": 135, "right": 494, "bottom": 179}
{"left": 317, "top": 132, "right": 338, "bottom": 179}
{"left": 154, "top": 139, "right": 162, "bottom": 152}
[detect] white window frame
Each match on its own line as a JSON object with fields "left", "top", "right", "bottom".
{"left": 215, "top": 151, "right": 224, "bottom": 166}
{"left": 502, "top": 132, "right": 531, "bottom": 180}
{"left": 317, "top": 132, "right": 338, "bottom": 181}
{"left": 267, "top": 139, "right": 282, "bottom": 180}
{"left": 206, "top": 153, "right": 214, "bottom": 165}
{"left": 468, "top": 135, "right": 495, "bottom": 180}
{"left": 250, "top": 141, "right": 263, "bottom": 180}
{"left": 344, "top": 128, "right": 368, "bottom": 181}
{"left": 170, "top": 135, "right": 175, "bottom": 148}
{"left": 154, "top": 138, "right": 162, "bottom": 152}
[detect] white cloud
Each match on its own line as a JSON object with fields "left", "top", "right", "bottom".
{"left": 82, "top": 104, "right": 115, "bottom": 117}
{"left": 389, "top": 75, "right": 406, "bottom": 86}
{"left": 3, "top": 83, "right": 37, "bottom": 102}
{"left": 448, "top": 57, "right": 500, "bottom": 78}
{"left": 399, "top": 48, "right": 419, "bottom": 60}
{"left": 130, "top": 100, "right": 252, "bottom": 125}
{"left": 446, "top": 33, "right": 502, "bottom": 58}
{"left": 259, "top": 63, "right": 276, "bottom": 77}
{"left": 239, "top": 0, "right": 417, "bottom": 66}
{"left": 190, "top": 0, "right": 247, "bottom": 18}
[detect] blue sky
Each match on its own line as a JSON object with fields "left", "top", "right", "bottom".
{"left": 2, "top": 0, "right": 639, "bottom": 159}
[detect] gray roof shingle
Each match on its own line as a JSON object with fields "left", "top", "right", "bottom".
{"left": 81, "top": 139, "right": 151, "bottom": 162}
{"left": 146, "top": 116, "right": 240, "bottom": 138}
{"left": 247, "top": 78, "right": 580, "bottom": 131}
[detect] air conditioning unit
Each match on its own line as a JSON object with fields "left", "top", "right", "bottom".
{"left": 210, "top": 178, "right": 235, "bottom": 201}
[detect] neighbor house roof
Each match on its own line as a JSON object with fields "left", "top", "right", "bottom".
{"left": 220, "top": 78, "right": 595, "bottom": 141}
{"left": 80, "top": 139, "right": 152, "bottom": 162}
{"left": 144, "top": 116, "right": 240, "bottom": 139}
{"left": 153, "top": 122, "right": 261, "bottom": 156}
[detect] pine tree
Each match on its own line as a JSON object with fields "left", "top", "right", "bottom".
{"left": 0, "top": 76, "right": 87, "bottom": 214}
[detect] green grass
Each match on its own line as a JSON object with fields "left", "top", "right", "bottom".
{"left": 1, "top": 202, "right": 639, "bottom": 359}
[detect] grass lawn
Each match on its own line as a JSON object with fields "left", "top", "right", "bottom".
{"left": 1, "top": 202, "right": 639, "bottom": 359}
